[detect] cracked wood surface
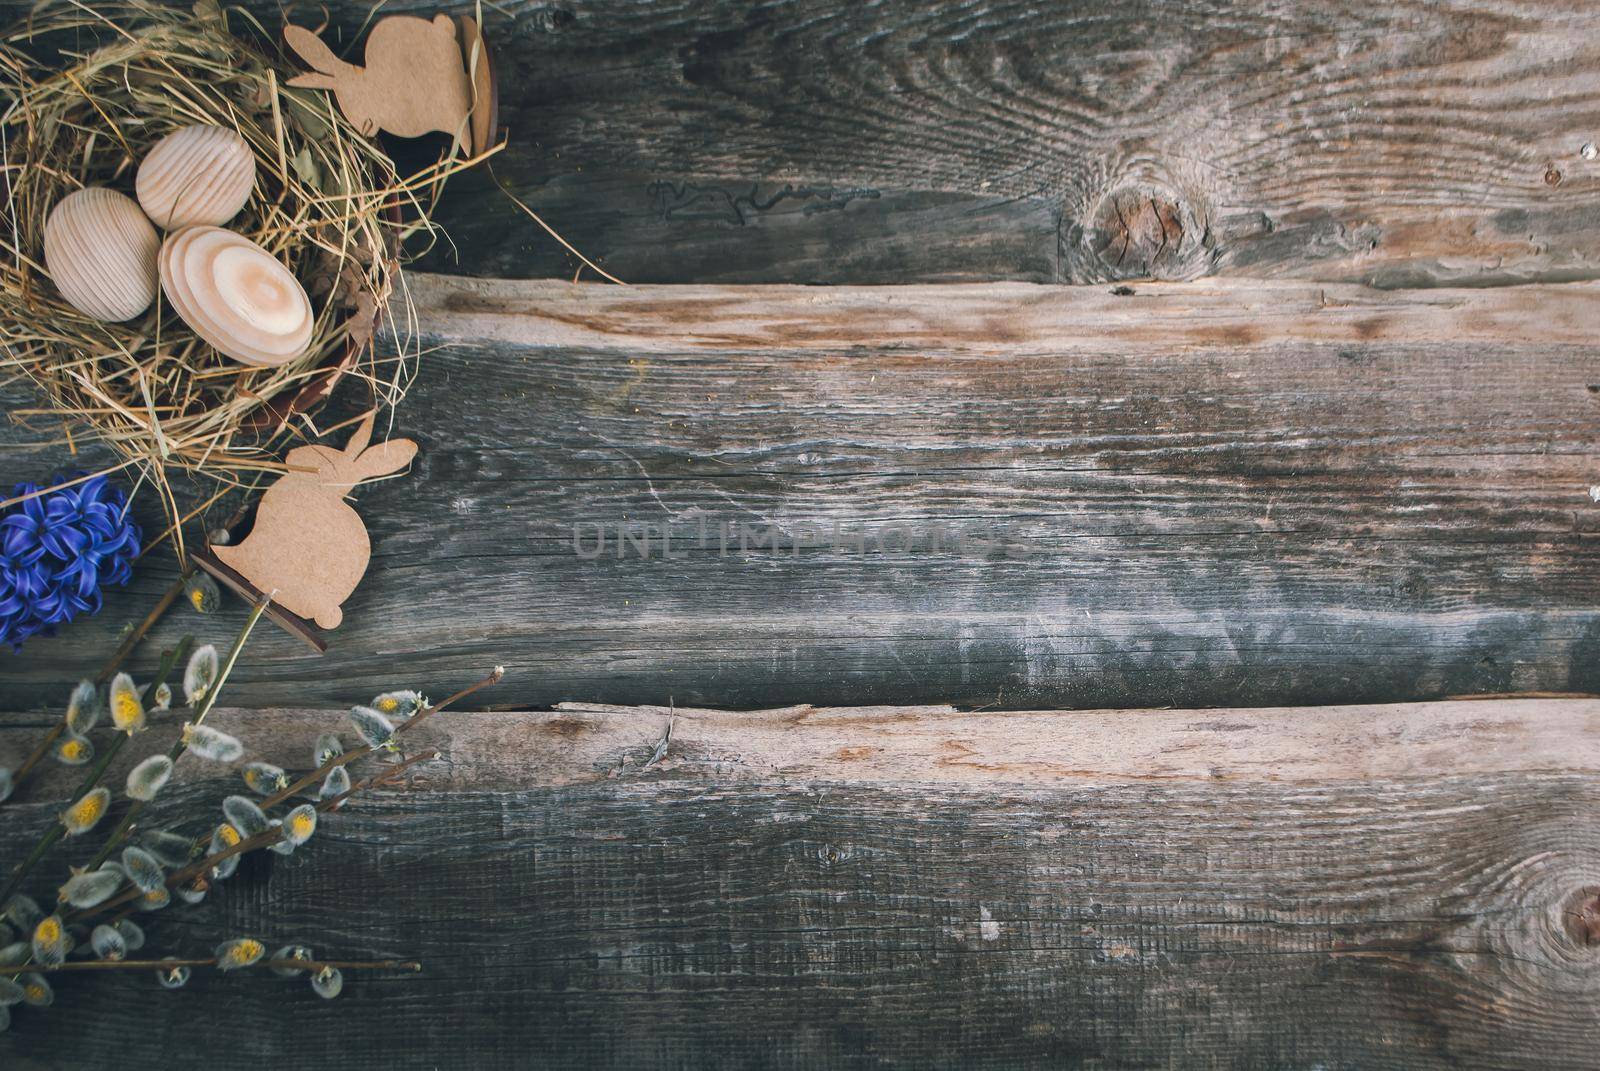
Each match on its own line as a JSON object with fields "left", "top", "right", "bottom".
{"left": 4, "top": 278, "right": 1600, "bottom": 712}
{"left": 4, "top": 699, "right": 1600, "bottom": 1069}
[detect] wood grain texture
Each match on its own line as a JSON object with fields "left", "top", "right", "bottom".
{"left": 4, "top": 699, "right": 1600, "bottom": 1069}
{"left": 4, "top": 277, "right": 1600, "bottom": 712}
{"left": 262, "top": 0, "right": 1600, "bottom": 286}
{"left": 7, "top": 697, "right": 1600, "bottom": 797}
{"left": 405, "top": 274, "right": 1600, "bottom": 352}
{"left": 10, "top": 0, "right": 1597, "bottom": 286}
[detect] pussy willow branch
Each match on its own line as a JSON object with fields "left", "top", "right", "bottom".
{"left": 175, "top": 663, "right": 505, "bottom": 857}
{"left": 8, "top": 572, "right": 189, "bottom": 791}
{"left": 84, "top": 595, "right": 269, "bottom": 871}
{"left": 94, "top": 572, "right": 192, "bottom": 687}
{"left": 0, "top": 636, "right": 195, "bottom": 906}
{"left": 0, "top": 957, "right": 421, "bottom": 975}
{"left": 76, "top": 749, "right": 440, "bottom": 925}
{"left": 262, "top": 664, "right": 505, "bottom": 809}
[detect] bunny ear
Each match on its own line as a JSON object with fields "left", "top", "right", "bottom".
{"left": 349, "top": 439, "right": 418, "bottom": 482}
{"left": 342, "top": 410, "right": 377, "bottom": 459}
{"left": 284, "top": 24, "right": 353, "bottom": 76}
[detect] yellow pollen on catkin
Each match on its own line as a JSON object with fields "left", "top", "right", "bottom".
{"left": 68, "top": 794, "right": 103, "bottom": 826}
{"left": 218, "top": 824, "right": 240, "bottom": 846}
{"left": 61, "top": 739, "right": 86, "bottom": 761}
{"left": 112, "top": 693, "right": 141, "bottom": 729}
{"left": 291, "top": 812, "right": 314, "bottom": 837}
{"left": 189, "top": 588, "right": 205, "bottom": 610}
{"left": 225, "top": 939, "right": 263, "bottom": 966}
{"left": 24, "top": 983, "right": 44, "bottom": 1002}
{"left": 35, "top": 917, "right": 60, "bottom": 943}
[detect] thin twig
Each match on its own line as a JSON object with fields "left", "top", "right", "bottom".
{"left": 252, "top": 665, "right": 504, "bottom": 813}
{"left": 0, "top": 637, "right": 195, "bottom": 904}
{"left": 9, "top": 573, "right": 188, "bottom": 792}
{"left": 83, "top": 596, "right": 269, "bottom": 870}
{"left": 0, "top": 956, "right": 420, "bottom": 975}
{"left": 74, "top": 749, "right": 439, "bottom": 924}
{"left": 9, "top": 728, "right": 64, "bottom": 793}
{"left": 489, "top": 164, "right": 626, "bottom": 285}
{"left": 95, "top": 571, "right": 191, "bottom": 686}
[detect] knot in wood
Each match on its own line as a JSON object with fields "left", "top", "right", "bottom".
{"left": 1562, "top": 886, "right": 1600, "bottom": 949}
{"left": 1068, "top": 181, "right": 1214, "bottom": 283}
{"left": 1449, "top": 825, "right": 1600, "bottom": 998}
{"left": 1100, "top": 192, "right": 1183, "bottom": 266}
{"left": 1472, "top": 858, "right": 1600, "bottom": 1005}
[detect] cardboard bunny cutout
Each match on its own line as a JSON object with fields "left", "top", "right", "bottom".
{"left": 211, "top": 412, "right": 416, "bottom": 630}
{"left": 285, "top": 16, "right": 474, "bottom": 152}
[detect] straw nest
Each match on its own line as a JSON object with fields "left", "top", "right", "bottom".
{"left": 0, "top": 0, "right": 454, "bottom": 552}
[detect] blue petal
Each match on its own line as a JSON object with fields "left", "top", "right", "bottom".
{"left": 41, "top": 525, "right": 87, "bottom": 560}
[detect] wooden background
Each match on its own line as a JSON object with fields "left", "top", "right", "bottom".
{"left": 6, "top": 0, "right": 1600, "bottom": 713}
{"left": 9, "top": 698, "right": 1600, "bottom": 1069}
{"left": 4, "top": 0, "right": 1600, "bottom": 1066}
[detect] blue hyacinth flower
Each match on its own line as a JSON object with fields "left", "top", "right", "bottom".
{"left": 0, "top": 476, "right": 140, "bottom": 651}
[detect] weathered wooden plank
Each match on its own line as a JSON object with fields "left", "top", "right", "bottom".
{"left": 4, "top": 278, "right": 1600, "bottom": 712}
{"left": 283, "top": 0, "right": 1600, "bottom": 286}
{"left": 405, "top": 274, "right": 1600, "bottom": 351}
{"left": 4, "top": 699, "right": 1600, "bottom": 1068}
{"left": 7, "top": 0, "right": 1592, "bottom": 285}
{"left": 9, "top": 697, "right": 1600, "bottom": 797}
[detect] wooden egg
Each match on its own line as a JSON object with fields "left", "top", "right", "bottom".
{"left": 136, "top": 125, "right": 256, "bottom": 229}
{"left": 43, "top": 188, "right": 161, "bottom": 322}
{"left": 159, "top": 227, "right": 314, "bottom": 367}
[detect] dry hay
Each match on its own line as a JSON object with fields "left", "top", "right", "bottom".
{"left": 0, "top": 0, "right": 480, "bottom": 557}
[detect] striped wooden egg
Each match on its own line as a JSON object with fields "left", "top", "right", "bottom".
{"left": 159, "top": 227, "right": 313, "bottom": 367}
{"left": 136, "top": 125, "right": 256, "bottom": 229}
{"left": 43, "top": 187, "right": 160, "bottom": 322}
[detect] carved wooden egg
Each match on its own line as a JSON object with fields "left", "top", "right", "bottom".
{"left": 159, "top": 227, "right": 314, "bottom": 367}
{"left": 136, "top": 125, "right": 256, "bottom": 229}
{"left": 42, "top": 187, "right": 161, "bottom": 322}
